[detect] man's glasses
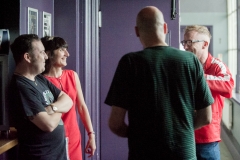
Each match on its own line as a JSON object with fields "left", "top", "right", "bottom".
{"left": 181, "top": 40, "right": 204, "bottom": 46}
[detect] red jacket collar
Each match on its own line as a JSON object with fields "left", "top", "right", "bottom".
{"left": 203, "top": 53, "right": 212, "bottom": 71}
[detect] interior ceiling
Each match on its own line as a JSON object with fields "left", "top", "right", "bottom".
{"left": 180, "top": 0, "right": 226, "bottom": 13}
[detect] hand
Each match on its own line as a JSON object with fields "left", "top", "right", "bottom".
{"left": 85, "top": 134, "right": 96, "bottom": 157}
{"left": 45, "top": 105, "right": 54, "bottom": 115}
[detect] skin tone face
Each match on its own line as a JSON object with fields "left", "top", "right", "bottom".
{"left": 183, "top": 31, "right": 206, "bottom": 61}
{"left": 183, "top": 30, "right": 211, "bottom": 65}
{"left": 51, "top": 47, "right": 70, "bottom": 68}
{"left": 30, "top": 40, "right": 48, "bottom": 74}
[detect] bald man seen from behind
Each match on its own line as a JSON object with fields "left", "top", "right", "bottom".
{"left": 105, "top": 6, "right": 214, "bottom": 160}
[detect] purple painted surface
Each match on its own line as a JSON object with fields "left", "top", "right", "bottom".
{"left": 20, "top": 0, "right": 77, "bottom": 82}
{"left": 100, "top": 1, "right": 179, "bottom": 159}
{"left": 17, "top": 1, "right": 180, "bottom": 159}
{"left": 54, "top": 0, "right": 78, "bottom": 71}
{"left": 20, "top": 0, "right": 84, "bottom": 157}
{"left": 20, "top": 0, "right": 54, "bottom": 37}
{"left": 54, "top": 1, "right": 87, "bottom": 159}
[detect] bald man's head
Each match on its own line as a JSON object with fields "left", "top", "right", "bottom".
{"left": 136, "top": 6, "right": 165, "bottom": 34}
{"left": 135, "top": 6, "right": 167, "bottom": 48}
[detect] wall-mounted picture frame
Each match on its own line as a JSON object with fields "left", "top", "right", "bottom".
{"left": 28, "top": 7, "right": 38, "bottom": 34}
{"left": 43, "top": 12, "right": 51, "bottom": 37}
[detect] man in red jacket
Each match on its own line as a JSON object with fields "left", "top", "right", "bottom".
{"left": 182, "top": 25, "right": 234, "bottom": 160}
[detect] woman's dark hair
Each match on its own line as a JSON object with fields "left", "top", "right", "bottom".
{"left": 41, "top": 36, "right": 68, "bottom": 74}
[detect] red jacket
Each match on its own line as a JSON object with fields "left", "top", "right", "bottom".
{"left": 195, "top": 53, "right": 234, "bottom": 143}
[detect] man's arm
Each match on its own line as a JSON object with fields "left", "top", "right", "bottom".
{"left": 29, "top": 112, "right": 62, "bottom": 132}
{"left": 45, "top": 91, "right": 73, "bottom": 113}
{"left": 205, "top": 59, "right": 234, "bottom": 98}
{"left": 108, "top": 106, "right": 128, "bottom": 137}
{"left": 30, "top": 91, "right": 73, "bottom": 132}
{"left": 194, "top": 105, "right": 212, "bottom": 130}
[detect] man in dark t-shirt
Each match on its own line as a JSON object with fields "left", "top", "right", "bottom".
{"left": 8, "top": 34, "right": 73, "bottom": 159}
{"left": 105, "top": 6, "right": 214, "bottom": 160}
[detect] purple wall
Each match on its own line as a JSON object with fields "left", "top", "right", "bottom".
{"left": 20, "top": 0, "right": 80, "bottom": 98}
{"left": 54, "top": 0, "right": 79, "bottom": 71}
{"left": 54, "top": 1, "right": 87, "bottom": 158}
{"left": 4, "top": 1, "right": 180, "bottom": 160}
{"left": 19, "top": 0, "right": 89, "bottom": 159}
{"left": 20, "top": 0, "right": 54, "bottom": 36}
{"left": 100, "top": 1, "right": 179, "bottom": 159}
{"left": 7, "top": 0, "right": 54, "bottom": 78}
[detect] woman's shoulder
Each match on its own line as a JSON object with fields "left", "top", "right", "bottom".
{"left": 63, "top": 69, "right": 75, "bottom": 74}
{"left": 63, "top": 70, "right": 78, "bottom": 78}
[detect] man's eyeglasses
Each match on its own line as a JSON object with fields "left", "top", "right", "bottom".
{"left": 181, "top": 40, "right": 204, "bottom": 46}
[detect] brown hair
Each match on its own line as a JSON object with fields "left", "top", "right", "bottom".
{"left": 11, "top": 34, "right": 40, "bottom": 65}
{"left": 41, "top": 36, "right": 68, "bottom": 74}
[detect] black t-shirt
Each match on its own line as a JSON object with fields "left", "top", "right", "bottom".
{"left": 105, "top": 46, "right": 214, "bottom": 160}
{"left": 8, "top": 74, "right": 67, "bottom": 160}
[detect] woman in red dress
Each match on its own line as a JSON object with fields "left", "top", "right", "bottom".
{"left": 41, "top": 36, "right": 96, "bottom": 160}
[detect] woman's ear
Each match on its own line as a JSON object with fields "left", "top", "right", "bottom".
{"left": 46, "top": 51, "right": 50, "bottom": 56}
{"left": 45, "top": 51, "right": 52, "bottom": 58}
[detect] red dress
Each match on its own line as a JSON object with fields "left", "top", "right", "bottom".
{"left": 45, "top": 70, "right": 82, "bottom": 160}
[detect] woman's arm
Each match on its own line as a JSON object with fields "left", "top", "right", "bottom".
{"left": 74, "top": 71, "right": 96, "bottom": 157}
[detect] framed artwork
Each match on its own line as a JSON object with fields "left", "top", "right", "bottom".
{"left": 28, "top": 7, "right": 38, "bottom": 34}
{"left": 43, "top": 12, "right": 51, "bottom": 36}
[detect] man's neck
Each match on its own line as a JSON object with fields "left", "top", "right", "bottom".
{"left": 14, "top": 66, "right": 36, "bottom": 81}
{"left": 144, "top": 42, "right": 168, "bottom": 48}
{"left": 199, "top": 51, "right": 209, "bottom": 67}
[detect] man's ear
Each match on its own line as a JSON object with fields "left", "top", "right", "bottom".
{"left": 23, "top": 53, "right": 31, "bottom": 63}
{"left": 135, "top": 26, "right": 140, "bottom": 37}
{"left": 202, "top": 41, "right": 209, "bottom": 49}
{"left": 164, "top": 23, "right": 168, "bottom": 34}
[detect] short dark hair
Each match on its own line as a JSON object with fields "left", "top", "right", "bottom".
{"left": 41, "top": 36, "right": 68, "bottom": 74}
{"left": 10, "top": 34, "right": 40, "bottom": 65}
{"left": 41, "top": 36, "right": 68, "bottom": 52}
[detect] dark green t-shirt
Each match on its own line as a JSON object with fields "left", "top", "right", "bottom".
{"left": 105, "top": 46, "right": 214, "bottom": 160}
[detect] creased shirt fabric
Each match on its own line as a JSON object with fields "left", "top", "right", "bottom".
{"left": 9, "top": 74, "right": 66, "bottom": 160}
{"left": 195, "top": 53, "right": 234, "bottom": 143}
{"left": 105, "top": 46, "right": 214, "bottom": 160}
